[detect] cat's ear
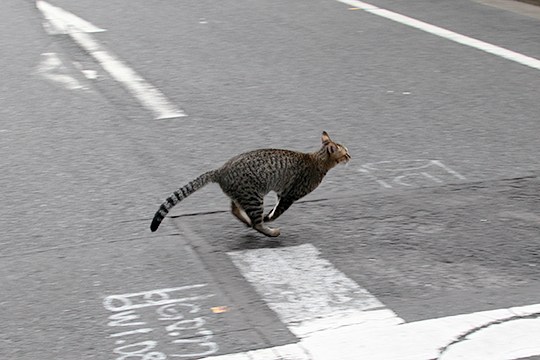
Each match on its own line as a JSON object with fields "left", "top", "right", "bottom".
{"left": 321, "top": 131, "right": 332, "bottom": 145}
{"left": 322, "top": 131, "right": 337, "bottom": 153}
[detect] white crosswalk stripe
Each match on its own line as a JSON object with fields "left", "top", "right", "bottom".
{"left": 210, "top": 244, "right": 540, "bottom": 360}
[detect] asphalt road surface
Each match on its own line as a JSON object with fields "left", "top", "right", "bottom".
{"left": 1, "top": 0, "right": 539, "bottom": 359}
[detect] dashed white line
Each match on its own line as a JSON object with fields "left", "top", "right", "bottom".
{"left": 70, "top": 31, "right": 186, "bottom": 119}
{"left": 337, "top": 0, "right": 540, "bottom": 71}
{"left": 37, "top": 1, "right": 186, "bottom": 119}
{"left": 36, "top": 0, "right": 105, "bottom": 34}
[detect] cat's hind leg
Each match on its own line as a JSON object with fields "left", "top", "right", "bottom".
{"left": 231, "top": 201, "right": 251, "bottom": 227}
{"left": 239, "top": 196, "right": 280, "bottom": 237}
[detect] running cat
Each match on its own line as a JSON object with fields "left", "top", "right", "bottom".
{"left": 150, "top": 131, "right": 350, "bottom": 237}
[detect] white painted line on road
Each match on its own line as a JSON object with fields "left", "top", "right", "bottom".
{"left": 36, "top": 1, "right": 186, "bottom": 119}
{"left": 36, "top": 0, "right": 105, "bottom": 34}
{"left": 439, "top": 318, "right": 540, "bottom": 359}
{"left": 359, "top": 159, "right": 466, "bottom": 189}
{"left": 337, "top": 0, "right": 540, "bottom": 71}
{"left": 103, "top": 285, "right": 219, "bottom": 358}
{"left": 299, "top": 303, "right": 540, "bottom": 360}
{"left": 221, "top": 244, "right": 540, "bottom": 359}
{"left": 70, "top": 31, "right": 186, "bottom": 119}
{"left": 35, "top": 52, "right": 87, "bottom": 91}
{"left": 228, "top": 244, "right": 403, "bottom": 337}
{"left": 431, "top": 160, "right": 467, "bottom": 180}
{"left": 203, "top": 343, "right": 312, "bottom": 360}
{"left": 103, "top": 284, "right": 210, "bottom": 311}
{"left": 420, "top": 172, "right": 443, "bottom": 183}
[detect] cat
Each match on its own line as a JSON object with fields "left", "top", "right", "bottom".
{"left": 150, "top": 131, "right": 350, "bottom": 237}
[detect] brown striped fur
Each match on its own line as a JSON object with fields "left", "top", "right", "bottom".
{"left": 150, "top": 131, "right": 350, "bottom": 237}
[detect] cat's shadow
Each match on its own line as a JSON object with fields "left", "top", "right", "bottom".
{"left": 230, "top": 228, "right": 304, "bottom": 251}
{"left": 233, "top": 233, "right": 284, "bottom": 250}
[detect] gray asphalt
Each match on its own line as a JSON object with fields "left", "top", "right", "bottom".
{"left": 1, "top": 0, "right": 539, "bottom": 359}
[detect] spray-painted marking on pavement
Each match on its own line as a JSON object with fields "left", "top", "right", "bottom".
{"left": 103, "top": 285, "right": 218, "bottom": 359}
{"left": 358, "top": 159, "right": 466, "bottom": 189}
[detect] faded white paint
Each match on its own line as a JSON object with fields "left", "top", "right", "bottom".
{"left": 223, "top": 244, "right": 540, "bottom": 359}
{"left": 359, "top": 159, "right": 466, "bottom": 189}
{"left": 36, "top": 0, "right": 105, "bottom": 34}
{"left": 103, "top": 284, "right": 211, "bottom": 312}
{"left": 70, "top": 31, "right": 186, "bottom": 119}
{"left": 203, "top": 344, "right": 311, "bottom": 360}
{"left": 35, "top": 52, "right": 86, "bottom": 91}
{"left": 337, "top": 0, "right": 540, "bottom": 71}
{"left": 228, "top": 244, "right": 402, "bottom": 338}
{"left": 103, "top": 285, "right": 219, "bottom": 359}
{"left": 431, "top": 160, "right": 467, "bottom": 180}
{"left": 441, "top": 317, "right": 540, "bottom": 359}
{"left": 299, "top": 303, "right": 540, "bottom": 360}
{"left": 37, "top": 1, "right": 185, "bottom": 119}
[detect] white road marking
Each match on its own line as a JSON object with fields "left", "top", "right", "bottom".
{"left": 109, "top": 328, "right": 154, "bottom": 338}
{"left": 359, "top": 159, "right": 466, "bottom": 189}
{"left": 228, "top": 244, "right": 402, "bottom": 337}
{"left": 336, "top": 0, "right": 540, "bottom": 71}
{"left": 222, "top": 244, "right": 540, "bottom": 359}
{"left": 36, "top": 0, "right": 105, "bottom": 34}
{"left": 431, "top": 160, "right": 467, "bottom": 180}
{"left": 35, "top": 52, "right": 86, "bottom": 91}
{"left": 36, "top": 1, "right": 186, "bottom": 119}
{"left": 70, "top": 31, "right": 186, "bottom": 119}
{"left": 103, "top": 284, "right": 209, "bottom": 311}
{"left": 203, "top": 344, "right": 311, "bottom": 360}
{"left": 376, "top": 179, "right": 392, "bottom": 188}
{"left": 103, "top": 285, "right": 219, "bottom": 358}
{"left": 73, "top": 61, "right": 99, "bottom": 80}
{"left": 421, "top": 171, "right": 444, "bottom": 183}
{"left": 440, "top": 318, "right": 540, "bottom": 359}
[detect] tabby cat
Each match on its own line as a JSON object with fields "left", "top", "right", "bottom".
{"left": 150, "top": 131, "right": 350, "bottom": 237}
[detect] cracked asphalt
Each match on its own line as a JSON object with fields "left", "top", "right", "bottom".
{"left": 436, "top": 310, "right": 540, "bottom": 359}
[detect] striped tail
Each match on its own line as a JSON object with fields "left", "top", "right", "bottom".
{"left": 150, "top": 170, "right": 217, "bottom": 232}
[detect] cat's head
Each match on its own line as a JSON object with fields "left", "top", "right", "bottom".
{"left": 321, "top": 131, "right": 351, "bottom": 165}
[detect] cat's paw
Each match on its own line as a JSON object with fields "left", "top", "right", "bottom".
{"left": 266, "top": 227, "right": 281, "bottom": 237}
{"left": 255, "top": 224, "right": 281, "bottom": 237}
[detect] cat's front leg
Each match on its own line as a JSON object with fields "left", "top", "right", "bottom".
{"left": 263, "top": 195, "right": 281, "bottom": 223}
{"left": 264, "top": 196, "right": 294, "bottom": 223}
